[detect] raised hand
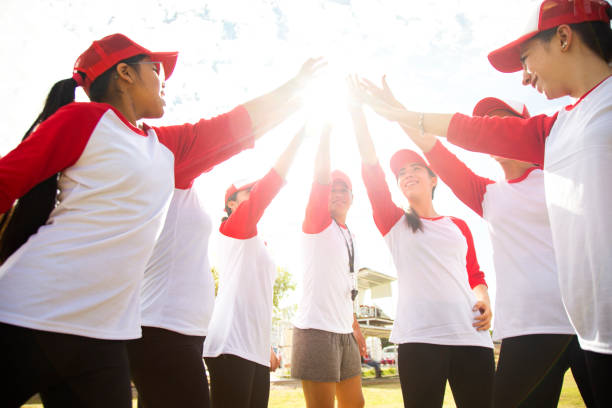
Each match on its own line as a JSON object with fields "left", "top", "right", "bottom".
{"left": 295, "top": 57, "right": 327, "bottom": 88}
{"left": 345, "top": 75, "right": 406, "bottom": 123}
{"left": 361, "top": 75, "right": 403, "bottom": 109}
{"left": 346, "top": 74, "right": 367, "bottom": 109}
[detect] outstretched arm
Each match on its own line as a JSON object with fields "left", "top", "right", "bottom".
{"left": 347, "top": 76, "right": 377, "bottom": 165}
{"left": 358, "top": 76, "right": 553, "bottom": 164}
{"left": 242, "top": 58, "right": 326, "bottom": 140}
{"left": 303, "top": 126, "right": 333, "bottom": 234}
{"left": 313, "top": 124, "right": 332, "bottom": 185}
{"left": 360, "top": 76, "right": 437, "bottom": 153}
{"left": 273, "top": 126, "right": 308, "bottom": 179}
{"left": 347, "top": 76, "right": 403, "bottom": 236}
{"left": 221, "top": 127, "right": 306, "bottom": 239}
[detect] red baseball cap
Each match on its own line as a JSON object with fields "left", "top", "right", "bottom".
{"left": 73, "top": 33, "right": 178, "bottom": 95}
{"left": 390, "top": 149, "right": 431, "bottom": 178}
{"left": 331, "top": 170, "right": 352, "bottom": 191}
{"left": 224, "top": 180, "right": 257, "bottom": 205}
{"left": 473, "top": 97, "right": 531, "bottom": 119}
{"left": 488, "top": 0, "right": 611, "bottom": 73}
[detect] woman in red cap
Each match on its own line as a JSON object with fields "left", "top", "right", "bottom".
{"left": 0, "top": 33, "right": 321, "bottom": 407}
{"left": 360, "top": 1, "right": 612, "bottom": 405}
{"left": 290, "top": 128, "right": 366, "bottom": 408}
{"left": 348, "top": 80, "right": 494, "bottom": 408}
{"left": 362, "top": 83, "right": 595, "bottom": 406}
{"left": 202, "top": 126, "right": 307, "bottom": 408}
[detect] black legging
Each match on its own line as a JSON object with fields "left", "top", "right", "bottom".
{"left": 0, "top": 322, "right": 132, "bottom": 408}
{"left": 494, "top": 334, "right": 594, "bottom": 408}
{"left": 397, "top": 342, "right": 495, "bottom": 408}
{"left": 205, "top": 353, "right": 270, "bottom": 408}
{"left": 126, "top": 326, "right": 210, "bottom": 408}
{"left": 584, "top": 349, "right": 612, "bottom": 408}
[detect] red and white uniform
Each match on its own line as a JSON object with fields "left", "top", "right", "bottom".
{"left": 203, "top": 169, "right": 283, "bottom": 367}
{"left": 447, "top": 76, "right": 612, "bottom": 354}
{"left": 0, "top": 102, "right": 253, "bottom": 340}
{"left": 292, "top": 181, "right": 357, "bottom": 334}
{"left": 425, "top": 140, "right": 574, "bottom": 341}
{"left": 361, "top": 162, "right": 493, "bottom": 349}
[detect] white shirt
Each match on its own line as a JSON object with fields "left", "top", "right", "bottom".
{"left": 292, "top": 182, "right": 357, "bottom": 334}
{"left": 140, "top": 188, "right": 215, "bottom": 336}
{"left": 361, "top": 163, "right": 493, "bottom": 349}
{"left": 424, "top": 141, "right": 574, "bottom": 341}
{"left": 483, "top": 169, "right": 574, "bottom": 340}
{"left": 0, "top": 102, "right": 254, "bottom": 340}
{"left": 203, "top": 169, "right": 283, "bottom": 366}
{"left": 0, "top": 104, "right": 174, "bottom": 339}
{"left": 447, "top": 76, "right": 612, "bottom": 354}
{"left": 544, "top": 77, "right": 612, "bottom": 354}
{"left": 384, "top": 216, "right": 493, "bottom": 348}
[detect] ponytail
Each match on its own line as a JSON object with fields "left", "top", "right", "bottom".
{"left": 221, "top": 192, "right": 239, "bottom": 222}
{"left": 404, "top": 208, "right": 424, "bottom": 233}
{"left": 0, "top": 78, "right": 78, "bottom": 262}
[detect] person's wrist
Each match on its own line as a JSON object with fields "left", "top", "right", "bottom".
{"left": 418, "top": 112, "right": 425, "bottom": 136}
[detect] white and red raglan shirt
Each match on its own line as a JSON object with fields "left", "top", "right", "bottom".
{"left": 361, "top": 162, "right": 493, "bottom": 349}
{"left": 292, "top": 181, "right": 358, "bottom": 334}
{"left": 446, "top": 76, "right": 612, "bottom": 354}
{"left": 141, "top": 130, "right": 254, "bottom": 337}
{"left": 0, "top": 102, "right": 253, "bottom": 340}
{"left": 203, "top": 169, "right": 283, "bottom": 367}
{"left": 424, "top": 140, "right": 574, "bottom": 341}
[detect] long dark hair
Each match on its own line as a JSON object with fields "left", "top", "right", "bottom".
{"left": 222, "top": 192, "right": 239, "bottom": 222}
{"left": 534, "top": 19, "right": 612, "bottom": 63}
{"left": 404, "top": 167, "right": 437, "bottom": 233}
{"left": 0, "top": 55, "right": 146, "bottom": 263}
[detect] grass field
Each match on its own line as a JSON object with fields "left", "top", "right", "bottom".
{"left": 267, "top": 370, "right": 586, "bottom": 408}
{"left": 22, "top": 370, "right": 585, "bottom": 407}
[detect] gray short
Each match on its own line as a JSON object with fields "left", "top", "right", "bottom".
{"left": 291, "top": 327, "right": 361, "bottom": 382}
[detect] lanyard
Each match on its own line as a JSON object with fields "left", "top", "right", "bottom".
{"left": 334, "top": 219, "right": 358, "bottom": 301}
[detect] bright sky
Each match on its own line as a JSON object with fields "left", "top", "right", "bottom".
{"left": 0, "top": 0, "right": 574, "bottom": 318}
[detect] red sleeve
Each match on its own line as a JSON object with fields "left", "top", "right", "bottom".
{"left": 219, "top": 168, "right": 284, "bottom": 239}
{"left": 0, "top": 102, "right": 106, "bottom": 214}
{"left": 449, "top": 217, "right": 487, "bottom": 289}
{"left": 302, "top": 181, "right": 332, "bottom": 234}
{"left": 155, "top": 105, "right": 254, "bottom": 189}
{"left": 361, "top": 162, "right": 405, "bottom": 236}
{"left": 424, "top": 140, "right": 494, "bottom": 217}
{"left": 447, "top": 113, "right": 558, "bottom": 165}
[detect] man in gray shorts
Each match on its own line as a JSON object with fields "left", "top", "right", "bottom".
{"left": 290, "top": 129, "right": 366, "bottom": 408}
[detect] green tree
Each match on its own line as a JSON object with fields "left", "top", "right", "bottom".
{"left": 273, "top": 266, "right": 296, "bottom": 313}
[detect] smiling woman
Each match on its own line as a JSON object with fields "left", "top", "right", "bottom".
{"left": 0, "top": 32, "right": 323, "bottom": 408}
{"left": 348, "top": 77, "right": 495, "bottom": 408}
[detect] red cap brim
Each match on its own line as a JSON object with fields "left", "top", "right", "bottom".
{"left": 473, "top": 97, "right": 530, "bottom": 118}
{"left": 150, "top": 51, "right": 178, "bottom": 80}
{"left": 390, "top": 150, "right": 431, "bottom": 178}
{"left": 487, "top": 30, "right": 539, "bottom": 73}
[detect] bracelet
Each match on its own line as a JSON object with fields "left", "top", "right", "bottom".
{"left": 418, "top": 112, "right": 425, "bottom": 136}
